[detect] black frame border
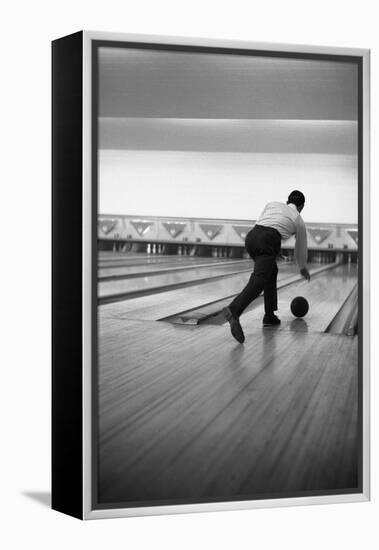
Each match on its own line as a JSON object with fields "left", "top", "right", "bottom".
{"left": 52, "top": 31, "right": 84, "bottom": 519}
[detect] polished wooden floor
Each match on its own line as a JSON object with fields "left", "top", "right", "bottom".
{"left": 97, "top": 253, "right": 359, "bottom": 505}
{"left": 98, "top": 300, "right": 358, "bottom": 505}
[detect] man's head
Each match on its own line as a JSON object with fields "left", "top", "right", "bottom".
{"left": 287, "top": 190, "right": 305, "bottom": 213}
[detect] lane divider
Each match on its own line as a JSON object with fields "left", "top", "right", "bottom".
{"left": 326, "top": 282, "right": 358, "bottom": 336}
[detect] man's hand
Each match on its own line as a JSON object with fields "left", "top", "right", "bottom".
{"left": 300, "top": 267, "right": 311, "bottom": 281}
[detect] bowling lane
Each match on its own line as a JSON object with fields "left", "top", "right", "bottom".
{"left": 99, "top": 263, "right": 254, "bottom": 301}
{"left": 99, "top": 252, "right": 151, "bottom": 259}
{"left": 99, "top": 259, "right": 306, "bottom": 302}
{"left": 239, "top": 263, "right": 357, "bottom": 333}
{"left": 99, "top": 258, "right": 250, "bottom": 279}
{"left": 99, "top": 262, "right": 322, "bottom": 320}
{"left": 98, "top": 254, "right": 231, "bottom": 269}
{"left": 99, "top": 256, "right": 205, "bottom": 268}
{"left": 98, "top": 253, "right": 227, "bottom": 263}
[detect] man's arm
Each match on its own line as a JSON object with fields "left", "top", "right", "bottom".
{"left": 294, "top": 216, "right": 310, "bottom": 281}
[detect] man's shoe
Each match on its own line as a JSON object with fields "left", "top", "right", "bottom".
{"left": 221, "top": 307, "right": 245, "bottom": 343}
{"left": 263, "top": 313, "right": 281, "bottom": 327}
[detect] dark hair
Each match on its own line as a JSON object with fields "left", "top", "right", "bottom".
{"left": 287, "top": 190, "right": 305, "bottom": 207}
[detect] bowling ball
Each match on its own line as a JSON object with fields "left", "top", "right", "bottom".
{"left": 290, "top": 296, "right": 309, "bottom": 318}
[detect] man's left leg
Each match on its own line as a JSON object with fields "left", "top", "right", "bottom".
{"left": 262, "top": 261, "right": 280, "bottom": 326}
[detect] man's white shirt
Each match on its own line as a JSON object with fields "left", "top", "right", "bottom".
{"left": 256, "top": 202, "right": 308, "bottom": 269}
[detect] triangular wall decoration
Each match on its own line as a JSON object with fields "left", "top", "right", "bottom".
{"left": 232, "top": 225, "right": 251, "bottom": 241}
{"left": 98, "top": 219, "right": 118, "bottom": 235}
{"left": 162, "top": 222, "right": 186, "bottom": 238}
{"left": 307, "top": 228, "right": 331, "bottom": 245}
{"left": 130, "top": 220, "right": 153, "bottom": 236}
{"left": 200, "top": 224, "right": 223, "bottom": 240}
{"left": 347, "top": 230, "right": 358, "bottom": 245}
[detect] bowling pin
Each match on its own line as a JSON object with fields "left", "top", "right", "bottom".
{"left": 147, "top": 243, "right": 151, "bottom": 254}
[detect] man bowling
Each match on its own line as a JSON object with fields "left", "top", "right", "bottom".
{"left": 222, "top": 190, "right": 310, "bottom": 343}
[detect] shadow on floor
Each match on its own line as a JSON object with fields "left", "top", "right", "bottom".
{"left": 23, "top": 491, "right": 51, "bottom": 508}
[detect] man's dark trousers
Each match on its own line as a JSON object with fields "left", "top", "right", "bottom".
{"left": 229, "top": 224, "right": 281, "bottom": 318}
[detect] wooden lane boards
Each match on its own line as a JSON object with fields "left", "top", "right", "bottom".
{"left": 240, "top": 263, "right": 358, "bottom": 334}
{"left": 162, "top": 263, "right": 340, "bottom": 326}
{"left": 99, "top": 259, "right": 252, "bottom": 281}
{"left": 97, "top": 318, "right": 358, "bottom": 502}
{"left": 99, "top": 259, "right": 260, "bottom": 303}
{"left": 98, "top": 265, "right": 255, "bottom": 305}
{"left": 98, "top": 263, "right": 303, "bottom": 320}
{"left": 98, "top": 255, "right": 231, "bottom": 270}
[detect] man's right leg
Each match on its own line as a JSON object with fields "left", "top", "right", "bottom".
{"left": 223, "top": 255, "right": 276, "bottom": 343}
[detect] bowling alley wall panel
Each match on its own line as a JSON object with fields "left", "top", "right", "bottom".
{"left": 98, "top": 214, "right": 358, "bottom": 251}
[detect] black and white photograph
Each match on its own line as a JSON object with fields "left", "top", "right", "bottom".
{"left": 94, "top": 39, "right": 365, "bottom": 509}
{"left": 4, "top": 0, "right": 379, "bottom": 543}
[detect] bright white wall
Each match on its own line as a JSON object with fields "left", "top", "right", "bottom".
{"left": 3, "top": 1, "right": 377, "bottom": 550}
{"left": 100, "top": 149, "right": 358, "bottom": 223}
